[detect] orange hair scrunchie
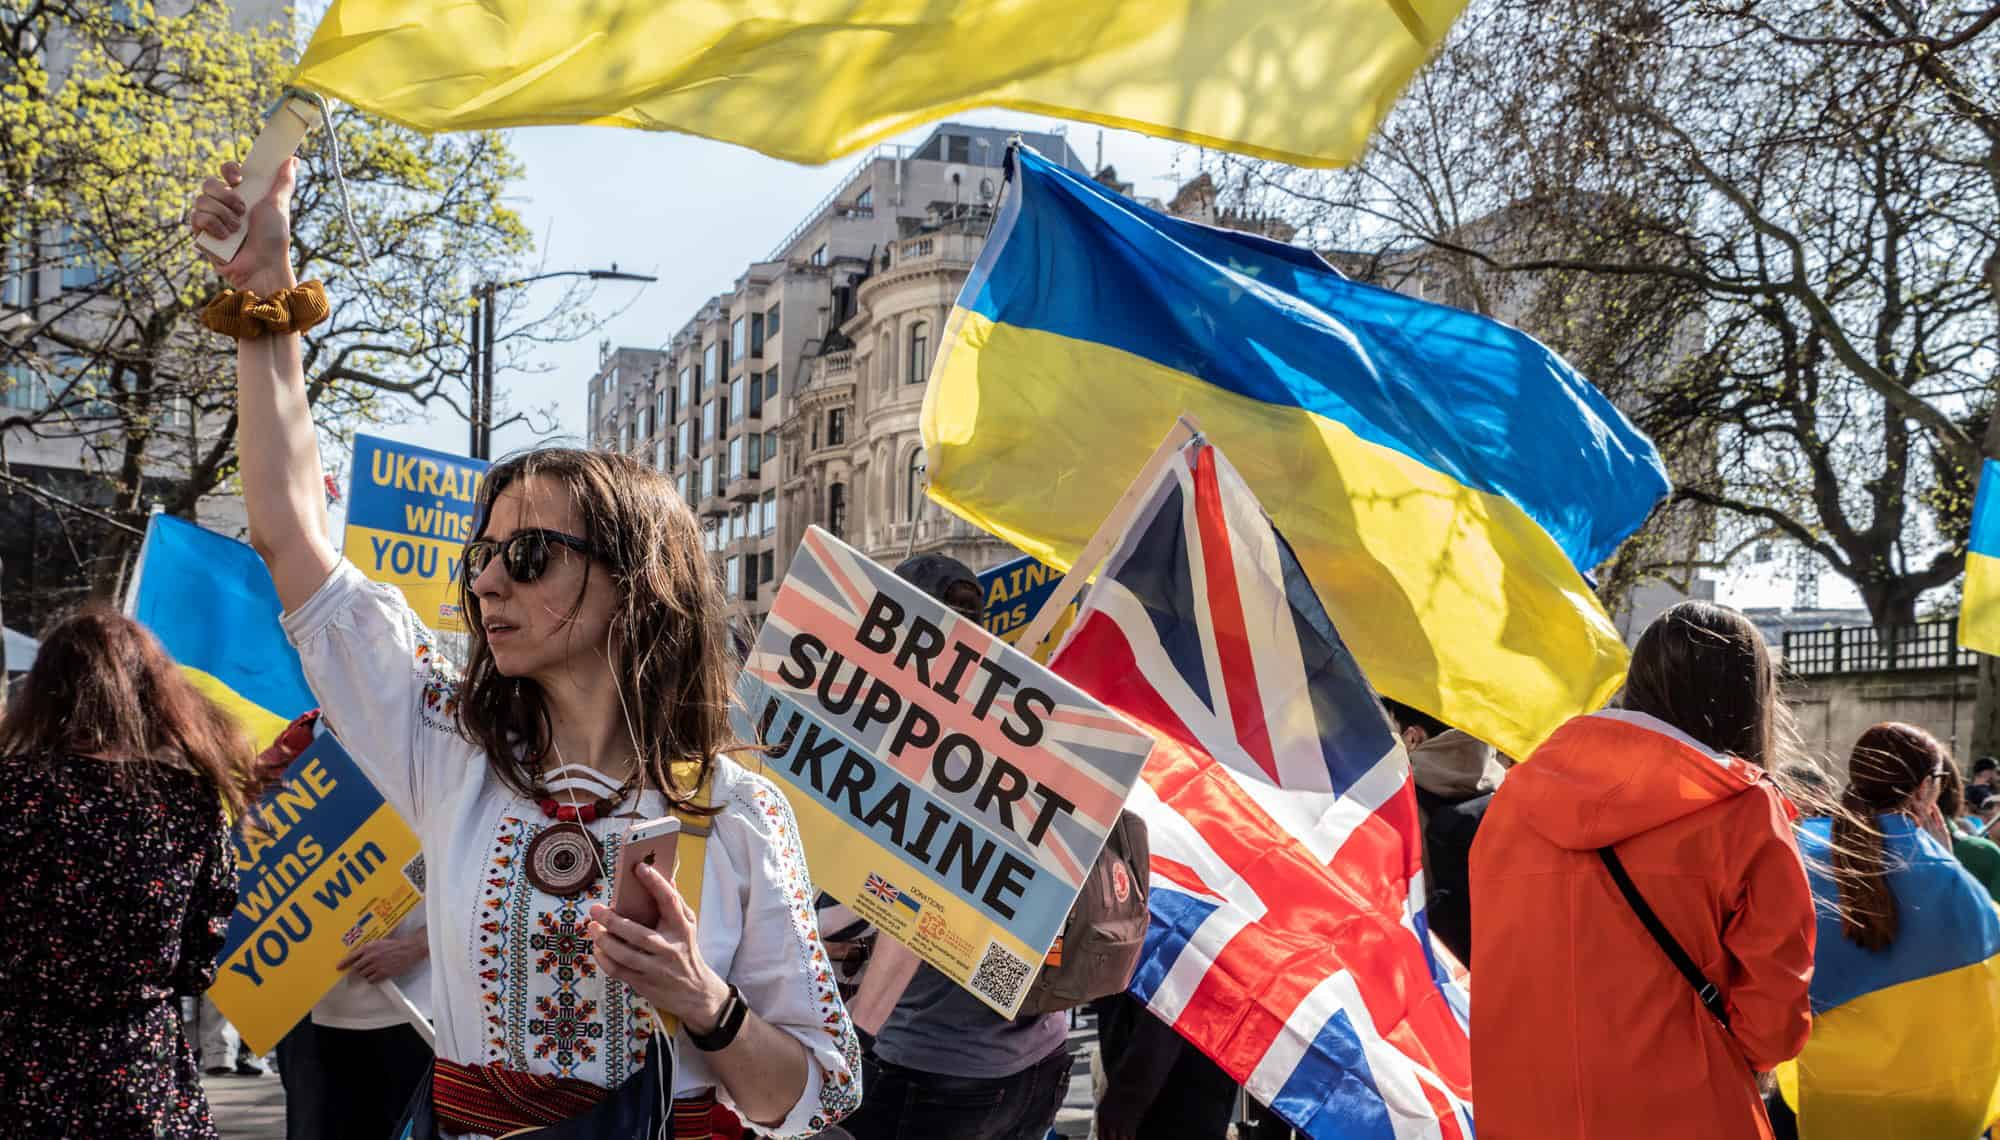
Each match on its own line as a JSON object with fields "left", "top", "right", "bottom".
{"left": 201, "top": 280, "right": 330, "bottom": 339}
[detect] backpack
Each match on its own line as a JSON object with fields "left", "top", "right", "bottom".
{"left": 1016, "top": 810, "right": 1150, "bottom": 1016}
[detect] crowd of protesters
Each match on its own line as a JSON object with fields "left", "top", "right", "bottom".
{"left": 9, "top": 156, "right": 2000, "bottom": 1140}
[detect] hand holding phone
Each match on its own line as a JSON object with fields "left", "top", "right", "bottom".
{"left": 613, "top": 816, "right": 682, "bottom": 929}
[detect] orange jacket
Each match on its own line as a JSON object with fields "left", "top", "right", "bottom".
{"left": 1469, "top": 710, "right": 1814, "bottom": 1140}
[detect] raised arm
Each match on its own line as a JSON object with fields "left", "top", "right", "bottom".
{"left": 189, "top": 158, "right": 337, "bottom": 609}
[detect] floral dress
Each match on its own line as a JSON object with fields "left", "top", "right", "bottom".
{"left": 0, "top": 752, "right": 237, "bottom": 1139}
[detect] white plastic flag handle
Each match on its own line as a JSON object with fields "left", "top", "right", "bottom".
{"left": 194, "top": 93, "right": 323, "bottom": 265}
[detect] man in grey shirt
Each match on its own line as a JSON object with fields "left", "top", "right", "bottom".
{"left": 839, "top": 555, "right": 1074, "bottom": 1140}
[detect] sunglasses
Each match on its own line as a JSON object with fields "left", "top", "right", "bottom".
{"left": 462, "top": 529, "right": 603, "bottom": 585}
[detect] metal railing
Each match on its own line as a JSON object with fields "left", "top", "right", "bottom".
{"left": 765, "top": 144, "right": 914, "bottom": 263}
{"left": 1783, "top": 619, "right": 1966, "bottom": 677}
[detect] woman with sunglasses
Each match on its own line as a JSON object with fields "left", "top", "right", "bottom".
{"left": 1782, "top": 722, "right": 2000, "bottom": 1137}
{"left": 190, "top": 161, "right": 857, "bottom": 1139}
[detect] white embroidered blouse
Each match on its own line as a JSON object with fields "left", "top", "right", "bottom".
{"left": 281, "top": 561, "right": 860, "bottom": 1139}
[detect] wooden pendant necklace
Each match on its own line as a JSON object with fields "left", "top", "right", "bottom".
{"left": 523, "top": 764, "right": 638, "bottom": 898}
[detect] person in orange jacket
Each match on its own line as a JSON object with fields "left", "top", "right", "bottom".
{"left": 1469, "top": 601, "right": 1815, "bottom": 1140}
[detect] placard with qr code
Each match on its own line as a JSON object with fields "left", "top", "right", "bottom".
{"left": 733, "top": 528, "right": 1154, "bottom": 1015}
{"left": 207, "top": 731, "right": 423, "bottom": 1053}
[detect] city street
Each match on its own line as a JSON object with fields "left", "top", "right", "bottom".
{"left": 205, "top": 1019, "right": 1103, "bottom": 1139}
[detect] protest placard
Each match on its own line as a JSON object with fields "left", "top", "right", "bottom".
{"left": 977, "top": 553, "right": 1076, "bottom": 660}
{"left": 734, "top": 528, "right": 1154, "bottom": 1015}
{"left": 208, "top": 730, "right": 424, "bottom": 1054}
{"left": 343, "top": 433, "right": 489, "bottom": 633}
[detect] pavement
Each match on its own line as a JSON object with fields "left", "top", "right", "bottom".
{"left": 203, "top": 1068, "right": 285, "bottom": 1140}
{"left": 205, "top": 1014, "right": 1105, "bottom": 1139}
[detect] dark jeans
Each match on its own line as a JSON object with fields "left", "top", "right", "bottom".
{"left": 842, "top": 1046, "right": 1073, "bottom": 1140}
{"left": 275, "top": 1020, "right": 430, "bottom": 1140}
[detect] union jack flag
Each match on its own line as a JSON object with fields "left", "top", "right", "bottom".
{"left": 1050, "top": 441, "right": 1473, "bottom": 1138}
{"left": 863, "top": 873, "right": 901, "bottom": 904}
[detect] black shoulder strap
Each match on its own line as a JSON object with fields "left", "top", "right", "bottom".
{"left": 1598, "top": 847, "right": 1731, "bottom": 1030}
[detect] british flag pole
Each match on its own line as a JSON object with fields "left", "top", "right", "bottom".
{"left": 1046, "top": 437, "right": 1474, "bottom": 1139}
{"left": 1012, "top": 414, "right": 1203, "bottom": 658}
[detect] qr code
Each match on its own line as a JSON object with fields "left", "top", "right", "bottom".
{"left": 969, "top": 940, "right": 1033, "bottom": 1009}
{"left": 403, "top": 853, "right": 427, "bottom": 894}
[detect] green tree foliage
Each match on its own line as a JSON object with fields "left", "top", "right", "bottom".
{"left": 1, "top": 0, "right": 574, "bottom": 607}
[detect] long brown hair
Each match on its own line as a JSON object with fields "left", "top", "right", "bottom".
{"left": 1830, "top": 722, "right": 1947, "bottom": 952}
{"left": 1622, "top": 601, "right": 1777, "bottom": 768}
{"left": 454, "top": 448, "right": 735, "bottom": 810}
{"left": 0, "top": 606, "right": 252, "bottom": 816}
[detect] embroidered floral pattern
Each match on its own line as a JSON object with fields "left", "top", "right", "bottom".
{"left": 736, "top": 774, "right": 862, "bottom": 1131}
{"left": 405, "top": 614, "right": 463, "bottom": 733}
{"left": 475, "top": 815, "right": 650, "bottom": 1085}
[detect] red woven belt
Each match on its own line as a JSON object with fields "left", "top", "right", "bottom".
{"left": 431, "top": 1057, "right": 716, "bottom": 1137}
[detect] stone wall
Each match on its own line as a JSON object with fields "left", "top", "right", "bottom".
{"left": 1787, "top": 668, "right": 1983, "bottom": 772}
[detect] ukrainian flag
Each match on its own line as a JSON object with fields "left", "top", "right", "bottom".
{"left": 1781, "top": 816, "right": 2000, "bottom": 1137}
{"left": 1963, "top": 459, "right": 2000, "bottom": 658}
{"left": 128, "top": 515, "right": 315, "bottom": 746}
{"left": 922, "top": 147, "right": 1669, "bottom": 761}
{"left": 291, "top": 0, "right": 1464, "bottom": 168}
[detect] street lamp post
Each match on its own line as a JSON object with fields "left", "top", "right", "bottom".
{"left": 467, "top": 266, "right": 657, "bottom": 460}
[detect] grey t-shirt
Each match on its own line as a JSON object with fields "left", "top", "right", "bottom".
{"left": 871, "top": 964, "right": 1070, "bottom": 1079}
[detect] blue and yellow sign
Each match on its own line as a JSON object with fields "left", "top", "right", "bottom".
{"left": 211, "top": 730, "right": 423, "bottom": 1054}
{"left": 344, "top": 434, "right": 489, "bottom": 633}
{"left": 979, "top": 553, "right": 1075, "bottom": 662}
{"left": 129, "top": 514, "right": 423, "bottom": 1054}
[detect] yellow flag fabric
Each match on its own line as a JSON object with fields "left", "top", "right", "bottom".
{"left": 292, "top": 0, "right": 1468, "bottom": 168}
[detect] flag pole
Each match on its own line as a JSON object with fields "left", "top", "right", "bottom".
{"left": 378, "top": 979, "right": 436, "bottom": 1050}
{"left": 1014, "top": 415, "right": 1202, "bottom": 658}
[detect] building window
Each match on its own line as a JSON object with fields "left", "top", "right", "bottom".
{"left": 763, "top": 431, "right": 778, "bottom": 462}
{"left": 703, "top": 344, "right": 718, "bottom": 388}
{"left": 732, "top": 317, "right": 746, "bottom": 362}
{"left": 760, "top": 550, "right": 775, "bottom": 584}
{"left": 907, "top": 321, "right": 930, "bottom": 385}
{"left": 658, "top": 389, "right": 670, "bottom": 427}
{"left": 730, "top": 377, "right": 745, "bottom": 422}
{"left": 641, "top": 406, "right": 654, "bottom": 439}
{"left": 61, "top": 224, "right": 100, "bottom": 291}
{"left": 748, "top": 372, "right": 764, "bottom": 419}
{"left": 810, "top": 244, "right": 827, "bottom": 267}
{"left": 747, "top": 435, "right": 762, "bottom": 479}
{"left": 827, "top": 407, "right": 846, "bottom": 447}
{"left": 677, "top": 421, "right": 690, "bottom": 463}
{"left": 766, "top": 305, "right": 780, "bottom": 336}
{"left": 730, "top": 435, "right": 746, "bottom": 481}
{"left": 828, "top": 483, "right": 846, "bottom": 539}
{"left": 750, "top": 313, "right": 765, "bottom": 357}
{"left": 726, "top": 556, "right": 741, "bottom": 597}
{"left": 701, "top": 455, "right": 715, "bottom": 498}
{"left": 655, "top": 438, "right": 667, "bottom": 471}
{"left": 677, "top": 471, "right": 691, "bottom": 503}
{"left": 948, "top": 134, "right": 971, "bottom": 163}
{"left": 767, "top": 364, "right": 780, "bottom": 398}
{"left": 906, "top": 451, "right": 925, "bottom": 522}
{"left": 855, "top": 187, "right": 873, "bottom": 210}
{"left": 678, "top": 367, "right": 692, "bottom": 411}
{"left": 761, "top": 491, "right": 776, "bottom": 535}
{"left": 703, "top": 400, "right": 716, "bottom": 441}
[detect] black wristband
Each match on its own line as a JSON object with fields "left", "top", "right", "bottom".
{"left": 688, "top": 984, "right": 748, "bottom": 1053}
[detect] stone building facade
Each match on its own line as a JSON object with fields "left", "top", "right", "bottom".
{"left": 588, "top": 124, "right": 1086, "bottom": 630}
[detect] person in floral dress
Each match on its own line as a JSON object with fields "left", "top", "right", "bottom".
{"left": 0, "top": 608, "right": 251, "bottom": 1139}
